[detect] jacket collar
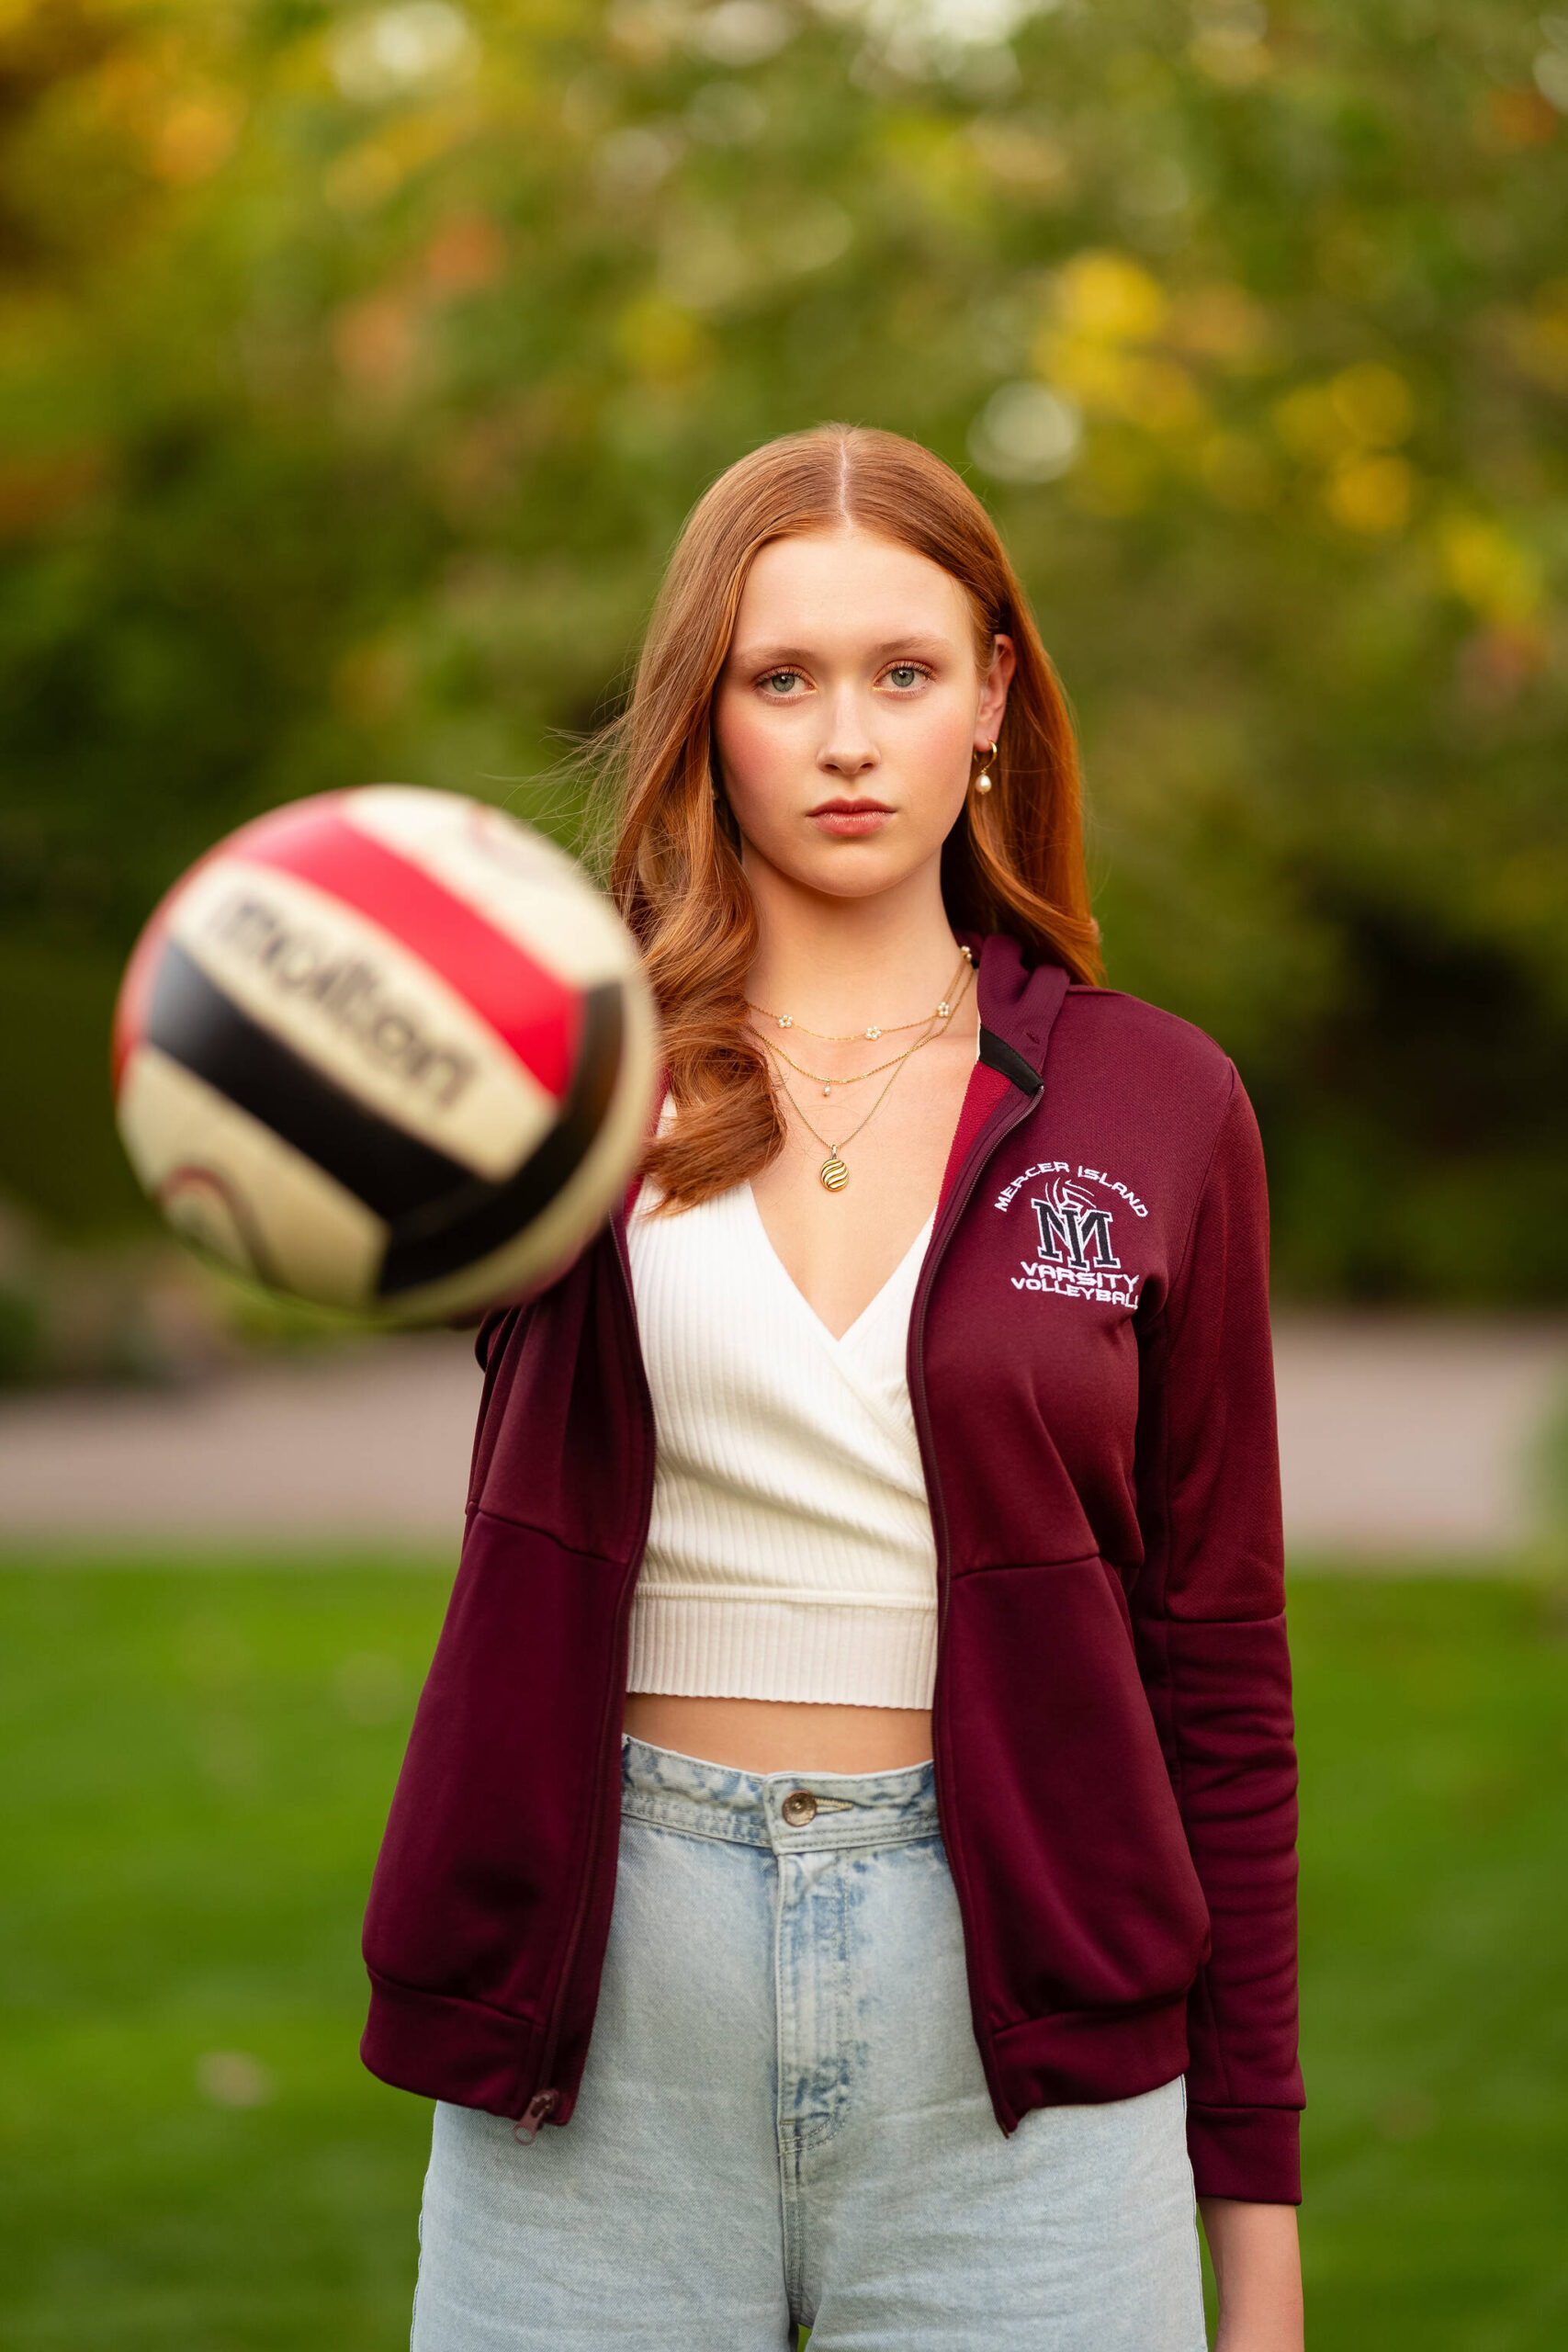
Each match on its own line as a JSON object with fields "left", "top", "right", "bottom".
{"left": 961, "top": 929, "right": 1072, "bottom": 1088}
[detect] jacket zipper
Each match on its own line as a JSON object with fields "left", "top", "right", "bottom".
{"left": 908, "top": 1072, "right": 1041, "bottom": 2127}
{"left": 512, "top": 2087, "right": 558, "bottom": 2143}
{"left": 911, "top": 1078, "right": 1040, "bottom": 1640}
{"left": 520, "top": 1207, "right": 656, "bottom": 2125}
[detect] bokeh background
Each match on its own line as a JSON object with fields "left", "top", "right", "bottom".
{"left": 1, "top": 2, "right": 1565, "bottom": 2346}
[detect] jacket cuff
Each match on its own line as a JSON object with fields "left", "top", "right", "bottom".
{"left": 1187, "top": 2102, "right": 1302, "bottom": 2205}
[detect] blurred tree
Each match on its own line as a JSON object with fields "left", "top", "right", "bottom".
{"left": 1, "top": 0, "right": 1564, "bottom": 1299}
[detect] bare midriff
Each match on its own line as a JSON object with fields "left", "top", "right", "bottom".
{"left": 621, "top": 1691, "right": 933, "bottom": 1774}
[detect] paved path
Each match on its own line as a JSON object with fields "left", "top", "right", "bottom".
{"left": 0, "top": 1336, "right": 479, "bottom": 1556}
{"left": 0, "top": 1318, "right": 1563, "bottom": 1562}
{"left": 1271, "top": 1317, "right": 1565, "bottom": 1558}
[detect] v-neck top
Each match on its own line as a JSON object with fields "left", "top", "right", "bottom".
{"left": 625, "top": 1173, "right": 939, "bottom": 1708}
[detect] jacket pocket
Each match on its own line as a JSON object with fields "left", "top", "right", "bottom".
{"left": 939, "top": 1555, "right": 1210, "bottom": 2028}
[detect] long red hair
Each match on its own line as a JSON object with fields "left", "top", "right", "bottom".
{"left": 598, "top": 424, "right": 1100, "bottom": 1209}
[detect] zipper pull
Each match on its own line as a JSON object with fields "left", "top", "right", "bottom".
{"left": 512, "top": 2087, "right": 559, "bottom": 2145}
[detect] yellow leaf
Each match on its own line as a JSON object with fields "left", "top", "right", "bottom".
{"left": 1326, "top": 454, "right": 1416, "bottom": 534}
{"left": 1435, "top": 514, "right": 1544, "bottom": 622}
{"left": 1328, "top": 362, "right": 1415, "bottom": 447}
{"left": 1052, "top": 251, "right": 1168, "bottom": 343}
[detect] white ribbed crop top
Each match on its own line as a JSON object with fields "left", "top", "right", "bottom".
{"left": 625, "top": 1173, "right": 939, "bottom": 1709}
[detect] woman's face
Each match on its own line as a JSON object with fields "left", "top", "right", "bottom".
{"left": 712, "top": 526, "right": 1014, "bottom": 904}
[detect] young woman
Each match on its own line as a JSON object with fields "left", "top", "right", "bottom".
{"left": 362, "top": 426, "right": 1304, "bottom": 2350}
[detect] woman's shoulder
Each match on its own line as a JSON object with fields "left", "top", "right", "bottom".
{"left": 1043, "top": 981, "right": 1248, "bottom": 1173}
{"left": 1056, "top": 979, "right": 1238, "bottom": 1089}
{"left": 984, "top": 938, "right": 1238, "bottom": 1101}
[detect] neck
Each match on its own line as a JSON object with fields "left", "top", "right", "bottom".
{"left": 741, "top": 846, "right": 964, "bottom": 1033}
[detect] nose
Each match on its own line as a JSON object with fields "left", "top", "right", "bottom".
{"left": 817, "top": 685, "right": 878, "bottom": 779}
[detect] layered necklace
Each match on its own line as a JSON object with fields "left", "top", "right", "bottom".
{"left": 749, "top": 945, "right": 975, "bottom": 1192}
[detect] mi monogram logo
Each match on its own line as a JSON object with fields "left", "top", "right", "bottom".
{"left": 993, "top": 1160, "right": 1148, "bottom": 1310}
{"left": 1031, "top": 1184, "right": 1121, "bottom": 1272}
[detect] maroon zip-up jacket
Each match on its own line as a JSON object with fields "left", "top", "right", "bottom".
{"left": 361, "top": 932, "right": 1303, "bottom": 2204}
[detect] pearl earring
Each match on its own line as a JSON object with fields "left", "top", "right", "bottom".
{"left": 975, "top": 740, "right": 998, "bottom": 795}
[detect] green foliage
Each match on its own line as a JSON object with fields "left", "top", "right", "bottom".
{"left": 2, "top": 1564, "right": 1566, "bottom": 2346}
{"left": 0, "top": 939, "right": 146, "bottom": 1234}
{"left": 0, "top": 1279, "right": 44, "bottom": 1382}
{"left": 1, "top": 2, "right": 1565, "bottom": 1294}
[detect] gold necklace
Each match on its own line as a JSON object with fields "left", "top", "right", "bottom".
{"left": 747, "top": 945, "right": 972, "bottom": 1043}
{"left": 764, "top": 963, "right": 974, "bottom": 1191}
{"left": 757, "top": 1018, "right": 947, "bottom": 1098}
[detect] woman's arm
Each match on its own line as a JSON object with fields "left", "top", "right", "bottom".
{"left": 1132, "top": 1069, "right": 1303, "bottom": 2211}
{"left": 1200, "top": 2198, "right": 1304, "bottom": 2352}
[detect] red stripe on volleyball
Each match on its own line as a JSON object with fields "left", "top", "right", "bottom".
{"left": 235, "top": 801, "right": 581, "bottom": 1101}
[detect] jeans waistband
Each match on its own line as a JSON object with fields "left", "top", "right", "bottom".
{"left": 619, "top": 1731, "right": 940, "bottom": 1855}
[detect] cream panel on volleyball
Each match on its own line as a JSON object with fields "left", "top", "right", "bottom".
{"left": 112, "top": 786, "right": 660, "bottom": 1324}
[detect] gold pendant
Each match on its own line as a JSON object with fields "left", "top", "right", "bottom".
{"left": 819, "top": 1152, "right": 849, "bottom": 1192}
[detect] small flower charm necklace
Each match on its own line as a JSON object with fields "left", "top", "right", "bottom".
{"left": 747, "top": 945, "right": 972, "bottom": 1044}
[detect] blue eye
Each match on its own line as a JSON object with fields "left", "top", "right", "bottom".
{"left": 761, "top": 670, "right": 802, "bottom": 695}
{"left": 886, "top": 664, "right": 924, "bottom": 688}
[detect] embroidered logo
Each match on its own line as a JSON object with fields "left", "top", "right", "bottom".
{"left": 994, "top": 1160, "right": 1146, "bottom": 1308}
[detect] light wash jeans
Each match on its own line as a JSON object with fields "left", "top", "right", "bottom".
{"left": 411, "top": 1731, "right": 1207, "bottom": 2350}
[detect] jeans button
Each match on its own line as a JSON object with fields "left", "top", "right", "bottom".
{"left": 782, "top": 1788, "right": 818, "bottom": 1826}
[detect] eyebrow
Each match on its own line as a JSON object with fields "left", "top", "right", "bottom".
{"left": 730, "top": 633, "right": 954, "bottom": 669}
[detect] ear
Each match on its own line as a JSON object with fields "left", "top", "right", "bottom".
{"left": 976, "top": 633, "right": 1016, "bottom": 748}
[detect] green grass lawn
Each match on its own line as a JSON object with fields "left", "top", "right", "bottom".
{"left": 1, "top": 1565, "right": 1564, "bottom": 2349}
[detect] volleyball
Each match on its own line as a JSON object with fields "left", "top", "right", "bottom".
{"left": 111, "top": 786, "right": 659, "bottom": 1324}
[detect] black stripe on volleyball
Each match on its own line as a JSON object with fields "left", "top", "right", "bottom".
{"left": 381, "top": 986, "right": 622, "bottom": 1297}
{"left": 145, "top": 942, "right": 624, "bottom": 1298}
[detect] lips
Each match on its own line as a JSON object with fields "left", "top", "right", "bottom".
{"left": 809, "top": 797, "right": 895, "bottom": 839}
